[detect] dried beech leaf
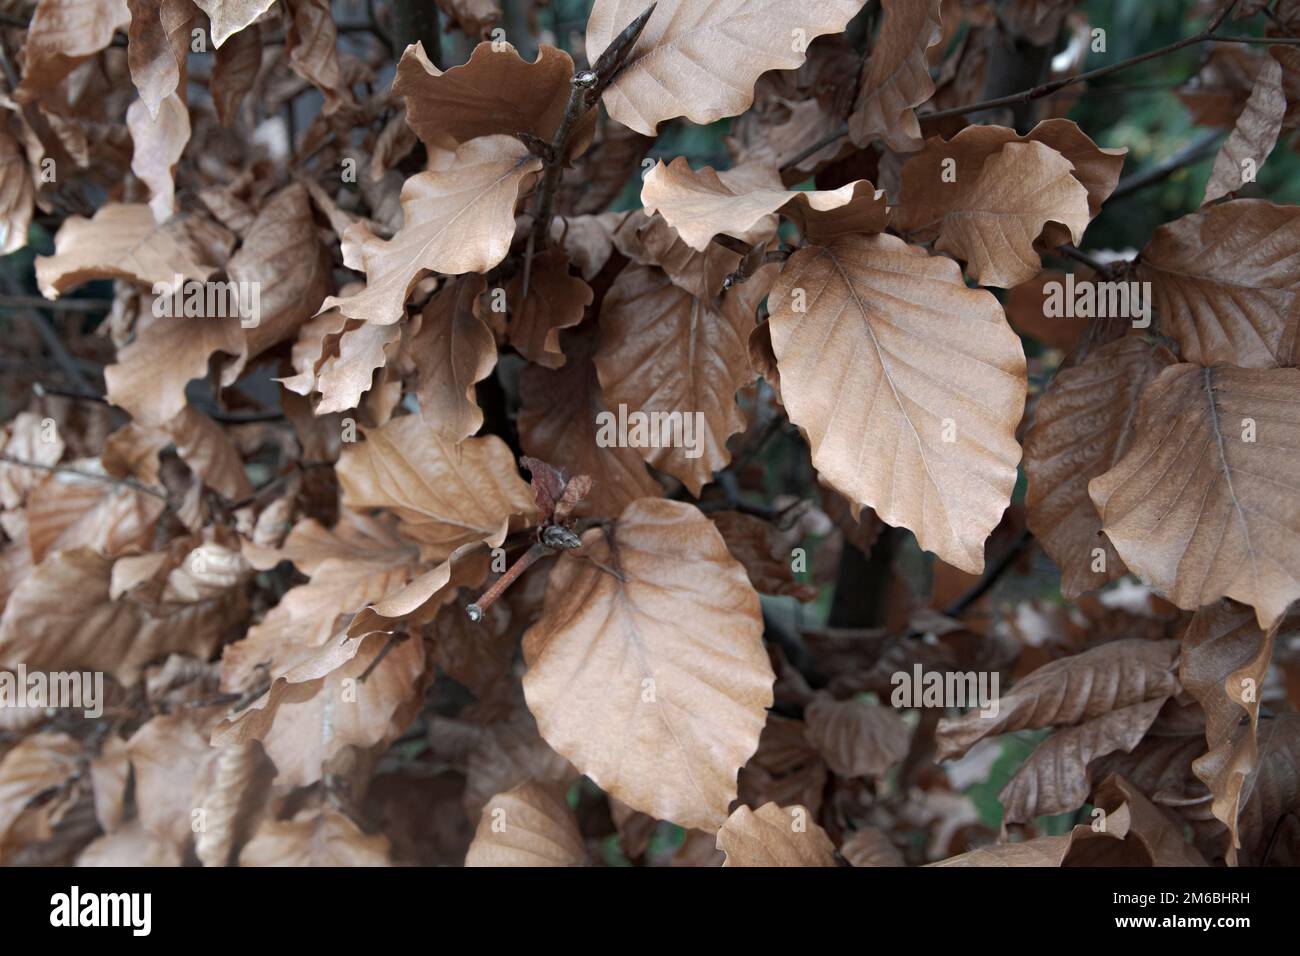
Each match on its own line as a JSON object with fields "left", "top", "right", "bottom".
{"left": 1136, "top": 199, "right": 1300, "bottom": 369}
{"left": 504, "top": 248, "right": 592, "bottom": 369}
{"left": 848, "top": 0, "right": 942, "bottom": 152}
{"left": 1089, "top": 364, "right": 1300, "bottom": 629}
{"left": 641, "top": 157, "right": 885, "bottom": 251}
{"left": 935, "top": 639, "right": 1181, "bottom": 761}
{"left": 522, "top": 498, "right": 773, "bottom": 830}
{"left": 1203, "top": 56, "right": 1285, "bottom": 207}
{"left": 769, "top": 234, "right": 1026, "bottom": 574}
{"left": 16, "top": 0, "right": 130, "bottom": 101}
{"left": 337, "top": 415, "right": 535, "bottom": 560}
{"left": 464, "top": 782, "right": 586, "bottom": 867}
{"left": 126, "top": 0, "right": 192, "bottom": 119}
{"left": 840, "top": 826, "right": 905, "bottom": 866}
{"left": 395, "top": 41, "right": 589, "bottom": 152}
{"left": 595, "top": 262, "right": 773, "bottom": 495}
{"left": 716, "top": 802, "right": 837, "bottom": 866}
{"left": 1180, "top": 600, "right": 1275, "bottom": 863}
{"left": 36, "top": 204, "right": 233, "bottom": 300}
{"left": 804, "top": 692, "right": 911, "bottom": 778}
{"left": 323, "top": 136, "right": 542, "bottom": 326}
{"left": 408, "top": 275, "right": 497, "bottom": 442}
{"left": 896, "top": 120, "right": 1125, "bottom": 248}
{"left": 239, "top": 808, "right": 391, "bottom": 866}
{"left": 1024, "top": 338, "right": 1174, "bottom": 599}
{"left": 585, "top": 0, "right": 867, "bottom": 136}
{"left": 193, "top": 0, "right": 277, "bottom": 48}
{"left": 933, "top": 141, "right": 1091, "bottom": 288}
{"left": 999, "top": 697, "right": 1166, "bottom": 825}
{"left": 518, "top": 322, "right": 663, "bottom": 519}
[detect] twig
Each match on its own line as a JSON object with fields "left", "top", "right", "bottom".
{"left": 0, "top": 454, "right": 170, "bottom": 502}
{"left": 942, "top": 528, "right": 1034, "bottom": 618}
{"left": 523, "top": 4, "right": 656, "bottom": 294}
{"left": 1059, "top": 244, "right": 1119, "bottom": 278}
{"left": 1108, "top": 129, "right": 1224, "bottom": 201}
{"left": 0, "top": 294, "right": 112, "bottom": 312}
{"left": 467, "top": 542, "right": 550, "bottom": 621}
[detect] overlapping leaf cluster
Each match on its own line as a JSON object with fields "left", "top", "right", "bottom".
{"left": 0, "top": 0, "right": 1297, "bottom": 868}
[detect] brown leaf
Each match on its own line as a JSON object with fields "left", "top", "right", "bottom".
{"left": 1136, "top": 199, "right": 1300, "bottom": 369}
{"left": 594, "top": 262, "right": 773, "bottom": 495}
{"left": 336, "top": 414, "right": 534, "bottom": 560}
{"left": 36, "top": 204, "right": 234, "bottom": 300}
{"left": 126, "top": 0, "right": 192, "bottom": 119}
{"left": 849, "top": 0, "right": 942, "bottom": 152}
{"left": 585, "top": 0, "right": 866, "bottom": 136}
{"left": 932, "top": 141, "right": 1091, "bottom": 287}
{"left": 284, "top": 0, "right": 355, "bottom": 115}
{"left": 192, "top": 0, "right": 276, "bottom": 48}
{"left": 710, "top": 510, "right": 817, "bottom": 601}
{"left": 518, "top": 321, "right": 663, "bottom": 518}
{"left": 999, "top": 697, "right": 1167, "bottom": 824}
{"left": 0, "top": 732, "right": 81, "bottom": 854}
{"left": 840, "top": 826, "right": 905, "bottom": 866}
{"left": 715, "top": 802, "right": 837, "bottom": 866}
{"left": 193, "top": 741, "right": 275, "bottom": 866}
{"left": 408, "top": 275, "right": 497, "bottom": 442}
{"left": 804, "top": 692, "right": 911, "bottom": 778}
{"left": 166, "top": 406, "right": 254, "bottom": 501}
{"left": 522, "top": 498, "right": 773, "bottom": 830}
{"left": 641, "top": 157, "right": 885, "bottom": 251}
{"left": 16, "top": 0, "right": 130, "bottom": 102}
{"left": 896, "top": 120, "right": 1125, "bottom": 249}
{"left": 1180, "top": 600, "right": 1275, "bottom": 863}
{"left": 769, "top": 233, "right": 1026, "bottom": 574}
{"left": 227, "top": 182, "right": 333, "bottom": 357}
{"left": 0, "top": 540, "right": 249, "bottom": 685}
{"left": 212, "top": 631, "right": 426, "bottom": 786}
{"left": 504, "top": 248, "right": 592, "bottom": 369}
{"left": 1089, "top": 364, "right": 1300, "bottom": 629}
{"left": 935, "top": 639, "right": 1181, "bottom": 761}
{"left": 464, "top": 782, "right": 586, "bottom": 866}
{"left": 322, "top": 136, "right": 542, "bottom": 326}
{"left": 1203, "top": 56, "right": 1285, "bottom": 207}
{"left": 239, "top": 808, "right": 391, "bottom": 866}
{"left": 1024, "top": 337, "right": 1174, "bottom": 598}
{"left": 211, "top": 19, "right": 261, "bottom": 125}
{"left": 394, "top": 40, "right": 590, "bottom": 153}
{"left": 0, "top": 126, "right": 34, "bottom": 255}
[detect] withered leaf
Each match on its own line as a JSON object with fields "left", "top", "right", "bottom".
{"left": 464, "top": 782, "right": 586, "bottom": 867}
{"left": 1024, "top": 337, "right": 1175, "bottom": 599}
{"left": 522, "top": 498, "right": 773, "bottom": 830}
{"left": 1136, "top": 199, "right": 1300, "bottom": 369}
{"left": 1204, "top": 56, "right": 1285, "bottom": 207}
{"left": 595, "top": 262, "right": 773, "bottom": 496}
{"left": 768, "top": 234, "right": 1026, "bottom": 574}
{"left": 408, "top": 275, "right": 497, "bottom": 442}
{"left": 715, "top": 802, "right": 837, "bottom": 867}
{"left": 322, "top": 136, "right": 542, "bottom": 326}
{"left": 585, "top": 0, "right": 867, "bottom": 136}
{"left": 848, "top": 0, "right": 942, "bottom": 152}
{"left": 1089, "top": 364, "right": 1300, "bottom": 629}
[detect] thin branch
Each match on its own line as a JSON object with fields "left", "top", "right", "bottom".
{"left": 1108, "top": 128, "right": 1224, "bottom": 201}
{"left": 942, "top": 528, "right": 1034, "bottom": 618}
{"left": 0, "top": 294, "right": 113, "bottom": 313}
{"left": 0, "top": 454, "right": 170, "bottom": 502}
